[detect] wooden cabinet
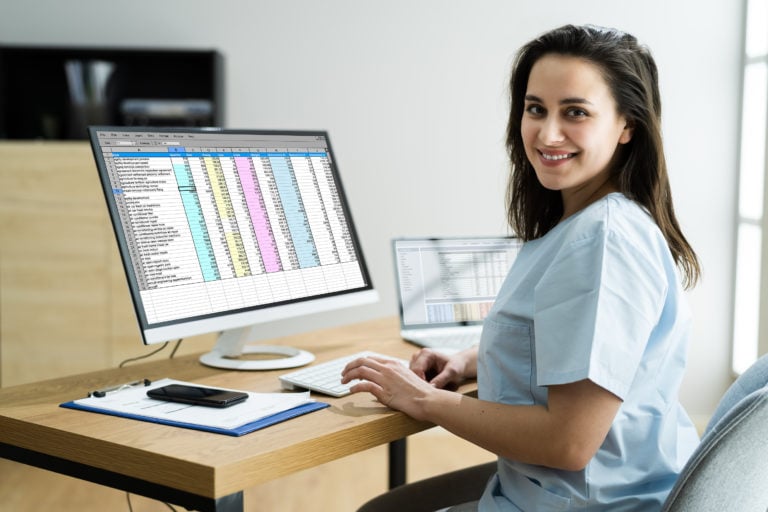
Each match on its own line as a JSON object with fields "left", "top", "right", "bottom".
{"left": 0, "top": 142, "right": 212, "bottom": 387}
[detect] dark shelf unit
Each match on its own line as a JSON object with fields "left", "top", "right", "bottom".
{"left": 0, "top": 46, "right": 224, "bottom": 140}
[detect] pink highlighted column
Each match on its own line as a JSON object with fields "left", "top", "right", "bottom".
{"left": 235, "top": 156, "right": 282, "bottom": 272}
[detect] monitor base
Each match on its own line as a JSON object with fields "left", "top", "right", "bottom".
{"left": 198, "top": 327, "right": 315, "bottom": 370}
{"left": 199, "top": 345, "right": 315, "bottom": 370}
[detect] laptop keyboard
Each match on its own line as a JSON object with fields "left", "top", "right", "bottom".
{"left": 421, "top": 333, "right": 480, "bottom": 349}
{"left": 279, "top": 351, "right": 408, "bottom": 397}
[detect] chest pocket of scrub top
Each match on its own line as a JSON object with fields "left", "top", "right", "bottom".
{"left": 478, "top": 318, "right": 537, "bottom": 405}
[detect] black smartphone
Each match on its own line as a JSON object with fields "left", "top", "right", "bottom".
{"left": 147, "top": 384, "right": 248, "bottom": 408}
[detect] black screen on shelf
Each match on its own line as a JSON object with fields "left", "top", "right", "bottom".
{"left": 0, "top": 46, "right": 223, "bottom": 140}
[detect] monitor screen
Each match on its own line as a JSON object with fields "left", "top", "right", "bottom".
{"left": 89, "top": 126, "right": 377, "bottom": 370}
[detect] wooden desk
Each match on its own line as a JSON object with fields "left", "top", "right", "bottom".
{"left": 0, "top": 317, "right": 477, "bottom": 511}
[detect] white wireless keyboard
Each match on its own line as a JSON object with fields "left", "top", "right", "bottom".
{"left": 279, "top": 351, "right": 407, "bottom": 397}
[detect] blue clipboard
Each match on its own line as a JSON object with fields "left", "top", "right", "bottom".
{"left": 60, "top": 400, "right": 329, "bottom": 436}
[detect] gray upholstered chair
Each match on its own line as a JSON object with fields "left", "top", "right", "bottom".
{"left": 660, "top": 353, "right": 768, "bottom": 511}
{"left": 357, "top": 354, "right": 768, "bottom": 512}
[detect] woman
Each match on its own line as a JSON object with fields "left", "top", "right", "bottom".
{"left": 342, "top": 24, "right": 700, "bottom": 511}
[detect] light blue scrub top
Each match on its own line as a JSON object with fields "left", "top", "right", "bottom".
{"left": 477, "top": 193, "right": 699, "bottom": 511}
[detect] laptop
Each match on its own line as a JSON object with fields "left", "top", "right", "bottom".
{"left": 392, "top": 236, "right": 521, "bottom": 352}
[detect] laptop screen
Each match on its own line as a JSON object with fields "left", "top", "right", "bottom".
{"left": 392, "top": 237, "right": 520, "bottom": 329}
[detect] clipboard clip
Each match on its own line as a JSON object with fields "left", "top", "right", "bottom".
{"left": 89, "top": 378, "right": 152, "bottom": 398}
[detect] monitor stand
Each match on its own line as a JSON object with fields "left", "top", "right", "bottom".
{"left": 198, "top": 326, "right": 315, "bottom": 370}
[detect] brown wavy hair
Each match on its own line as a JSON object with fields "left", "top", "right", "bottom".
{"left": 505, "top": 24, "right": 700, "bottom": 288}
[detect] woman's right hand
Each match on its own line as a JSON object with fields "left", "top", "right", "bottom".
{"left": 409, "top": 346, "right": 478, "bottom": 390}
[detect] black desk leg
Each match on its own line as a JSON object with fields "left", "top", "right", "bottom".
{"left": 388, "top": 438, "right": 407, "bottom": 488}
{"left": 214, "top": 491, "right": 244, "bottom": 511}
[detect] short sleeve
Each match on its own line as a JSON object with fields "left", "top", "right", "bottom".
{"left": 533, "top": 230, "right": 667, "bottom": 399}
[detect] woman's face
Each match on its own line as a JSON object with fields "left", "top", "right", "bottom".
{"left": 521, "top": 54, "right": 632, "bottom": 211}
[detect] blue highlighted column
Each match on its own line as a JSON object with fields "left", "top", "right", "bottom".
{"left": 173, "top": 161, "right": 220, "bottom": 281}
{"left": 269, "top": 154, "right": 320, "bottom": 268}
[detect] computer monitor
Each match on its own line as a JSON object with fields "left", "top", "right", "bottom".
{"left": 89, "top": 126, "right": 378, "bottom": 370}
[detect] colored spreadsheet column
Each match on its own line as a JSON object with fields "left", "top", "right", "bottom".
{"left": 172, "top": 157, "right": 220, "bottom": 282}
{"left": 269, "top": 154, "right": 320, "bottom": 269}
{"left": 203, "top": 154, "right": 251, "bottom": 277}
{"left": 235, "top": 155, "right": 282, "bottom": 273}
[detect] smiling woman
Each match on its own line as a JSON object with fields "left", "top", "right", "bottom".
{"left": 348, "top": 24, "right": 703, "bottom": 512}
{"left": 520, "top": 54, "right": 633, "bottom": 218}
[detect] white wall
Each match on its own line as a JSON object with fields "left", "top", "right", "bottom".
{"left": 0, "top": 0, "right": 744, "bottom": 418}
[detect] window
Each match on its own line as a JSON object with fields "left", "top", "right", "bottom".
{"left": 733, "top": 0, "right": 768, "bottom": 374}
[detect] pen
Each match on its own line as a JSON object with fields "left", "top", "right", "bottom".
{"left": 89, "top": 378, "right": 152, "bottom": 398}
